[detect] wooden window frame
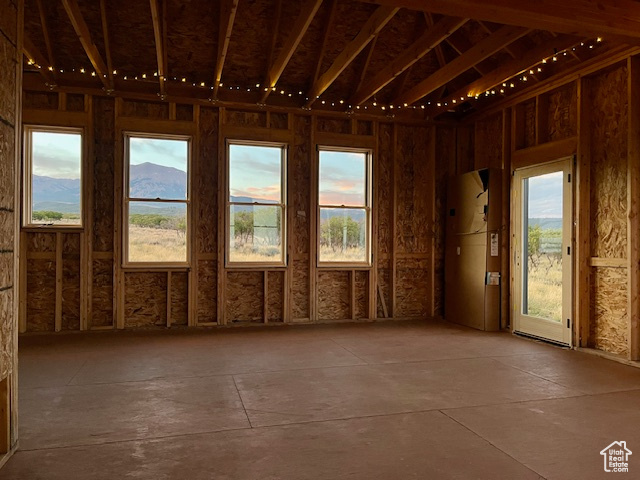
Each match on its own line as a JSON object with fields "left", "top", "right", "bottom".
{"left": 225, "top": 139, "right": 288, "bottom": 268}
{"left": 22, "top": 125, "right": 85, "bottom": 229}
{"left": 123, "top": 132, "right": 192, "bottom": 268}
{"left": 317, "top": 146, "right": 373, "bottom": 268}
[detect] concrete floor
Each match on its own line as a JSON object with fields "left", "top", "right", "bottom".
{"left": 2, "top": 320, "right": 640, "bottom": 479}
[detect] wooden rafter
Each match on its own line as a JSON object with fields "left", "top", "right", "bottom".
{"left": 312, "top": 0, "right": 337, "bottom": 84}
{"left": 265, "top": 0, "right": 283, "bottom": 78}
{"left": 394, "top": 25, "right": 529, "bottom": 106}
{"left": 23, "top": 36, "right": 56, "bottom": 85}
{"left": 423, "top": 13, "right": 446, "bottom": 67}
{"left": 212, "top": 0, "right": 239, "bottom": 99}
{"left": 351, "top": 16, "right": 467, "bottom": 105}
{"left": 440, "top": 27, "right": 488, "bottom": 76}
{"left": 61, "top": 0, "right": 111, "bottom": 90}
{"left": 427, "top": 34, "right": 581, "bottom": 117}
{"left": 305, "top": 5, "right": 398, "bottom": 107}
{"left": 99, "top": 0, "right": 115, "bottom": 90}
{"left": 362, "top": 0, "right": 640, "bottom": 44}
{"left": 477, "top": 21, "right": 518, "bottom": 59}
{"left": 36, "top": 0, "right": 55, "bottom": 70}
{"left": 260, "top": 0, "right": 323, "bottom": 103}
{"left": 354, "top": 33, "right": 379, "bottom": 94}
{"left": 150, "top": 0, "right": 167, "bottom": 98}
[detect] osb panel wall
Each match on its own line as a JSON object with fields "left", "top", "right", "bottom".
{"left": 197, "top": 260, "right": 217, "bottom": 324}
{"left": 291, "top": 115, "right": 311, "bottom": 320}
{"left": 547, "top": 83, "right": 577, "bottom": 141}
{"left": 267, "top": 271, "right": 284, "bottom": 322}
{"left": 318, "top": 271, "right": 350, "bottom": 321}
{"left": 91, "top": 259, "right": 113, "bottom": 327}
{"left": 196, "top": 107, "right": 218, "bottom": 255}
{"left": 93, "top": 97, "right": 116, "bottom": 253}
{"left": 589, "top": 65, "right": 629, "bottom": 355}
{"left": 523, "top": 99, "right": 536, "bottom": 148}
{"left": 376, "top": 123, "right": 393, "bottom": 257}
{"left": 475, "top": 112, "right": 502, "bottom": 170}
{"left": 26, "top": 259, "right": 55, "bottom": 332}
{"left": 226, "top": 271, "right": 263, "bottom": 323}
{"left": 170, "top": 273, "right": 189, "bottom": 326}
{"left": 395, "top": 258, "right": 429, "bottom": 318}
{"left": 0, "top": 0, "right": 18, "bottom": 381}
{"left": 124, "top": 272, "right": 167, "bottom": 327}
{"left": 590, "top": 65, "right": 628, "bottom": 259}
{"left": 395, "top": 125, "right": 430, "bottom": 254}
{"left": 434, "top": 126, "right": 456, "bottom": 317}
{"left": 21, "top": 91, "right": 441, "bottom": 330}
{"left": 591, "top": 267, "right": 628, "bottom": 355}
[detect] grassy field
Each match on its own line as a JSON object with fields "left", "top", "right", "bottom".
{"left": 319, "top": 245, "right": 367, "bottom": 263}
{"left": 526, "top": 254, "right": 562, "bottom": 321}
{"left": 129, "top": 225, "right": 187, "bottom": 263}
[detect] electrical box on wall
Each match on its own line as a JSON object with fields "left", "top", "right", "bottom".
{"left": 445, "top": 168, "right": 502, "bottom": 331}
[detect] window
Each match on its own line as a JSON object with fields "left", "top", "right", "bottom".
{"left": 124, "top": 134, "right": 190, "bottom": 265}
{"left": 318, "top": 147, "right": 371, "bottom": 265}
{"left": 23, "top": 126, "right": 83, "bottom": 227}
{"left": 227, "top": 141, "right": 286, "bottom": 265}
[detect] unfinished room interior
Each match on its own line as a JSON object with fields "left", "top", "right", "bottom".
{"left": 3, "top": 0, "right": 640, "bottom": 478}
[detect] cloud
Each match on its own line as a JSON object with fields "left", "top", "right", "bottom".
{"left": 129, "top": 137, "right": 188, "bottom": 172}
{"left": 32, "top": 140, "right": 81, "bottom": 179}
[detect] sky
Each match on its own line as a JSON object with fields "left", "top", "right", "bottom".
{"left": 527, "top": 171, "right": 563, "bottom": 218}
{"left": 129, "top": 137, "right": 188, "bottom": 171}
{"left": 229, "top": 144, "right": 282, "bottom": 202}
{"left": 319, "top": 150, "right": 366, "bottom": 206}
{"left": 32, "top": 131, "right": 82, "bottom": 179}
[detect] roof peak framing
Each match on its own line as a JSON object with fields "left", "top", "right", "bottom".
{"left": 359, "top": 0, "right": 640, "bottom": 45}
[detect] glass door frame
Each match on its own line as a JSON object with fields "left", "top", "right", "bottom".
{"left": 512, "top": 157, "right": 573, "bottom": 346}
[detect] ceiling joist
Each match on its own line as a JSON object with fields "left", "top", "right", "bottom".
{"left": 312, "top": 0, "right": 337, "bottom": 85}
{"left": 61, "top": 0, "right": 112, "bottom": 91}
{"left": 149, "top": 0, "right": 167, "bottom": 98}
{"left": 213, "top": 0, "right": 239, "bottom": 99}
{"left": 305, "top": 5, "right": 399, "bottom": 107}
{"left": 363, "top": 0, "right": 640, "bottom": 44}
{"left": 394, "top": 25, "right": 529, "bottom": 106}
{"left": 260, "top": 0, "right": 323, "bottom": 103}
{"left": 23, "top": 36, "right": 56, "bottom": 85}
{"left": 35, "top": 0, "right": 55, "bottom": 70}
{"left": 428, "top": 34, "right": 582, "bottom": 117}
{"left": 351, "top": 16, "right": 468, "bottom": 105}
{"left": 99, "top": 0, "right": 115, "bottom": 90}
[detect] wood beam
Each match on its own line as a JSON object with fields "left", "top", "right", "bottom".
{"left": 361, "top": 0, "right": 640, "bottom": 44}
{"left": 61, "top": 0, "right": 111, "bottom": 91}
{"left": 351, "top": 16, "right": 467, "bottom": 105}
{"left": 23, "top": 36, "right": 55, "bottom": 85}
{"left": 305, "top": 5, "right": 398, "bottom": 107}
{"left": 628, "top": 55, "right": 640, "bottom": 361}
{"left": 212, "top": 0, "right": 239, "bottom": 99}
{"left": 440, "top": 25, "right": 488, "bottom": 76}
{"left": 423, "top": 13, "right": 446, "bottom": 68}
{"left": 477, "top": 20, "right": 517, "bottom": 59}
{"left": 312, "top": 0, "right": 337, "bottom": 84}
{"left": 99, "top": 0, "right": 115, "bottom": 90}
{"left": 35, "top": 0, "right": 55, "bottom": 69}
{"left": 354, "top": 33, "right": 379, "bottom": 94}
{"left": 149, "top": 0, "right": 167, "bottom": 98}
{"left": 429, "top": 35, "right": 580, "bottom": 117}
{"left": 260, "top": 0, "right": 323, "bottom": 103}
{"left": 394, "top": 25, "right": 529, "bottom": 106}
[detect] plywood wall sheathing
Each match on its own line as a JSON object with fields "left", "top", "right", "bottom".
{"left": 395, "top": 125, "right": 430, "bottom": 254}
{"left": 196, "top": 260, "right": 217, "bottom": 324}
{"left": 267, "top": 271, "right": 285, "bottom": 322}
{"left": 225, "top": 109, "right": 268, "bottom": 128}
{"left": 376, "top": 123, "right": 393, "bottom": 257}
{"left": 22, "top": 91, "right": 57, "bottom": 110}
{"left": 170, "top": 272, "right": 189, "bottom": 326}
{"left": 547, "top": 83, "right": 577, "bottom": 142}
{"left": 317, "top": 116, "right": 350, "bottom": 134}
{"left": 591, "top": 267, "right": 629, "bottom": 355}
{"left": 124, "top": 272, "right": 168, "bottom": 328}
{"left": 395, "top": 257, "right": 429, "bottom": 318}
{"left": 318, "top": 271, "right": 350, "bottom": 321}
{"left": 355, "top": 270, "right": 369, "bottom": 319}
{"left": 590, "top": 65, "right": 628, "bottom": 260}
{"left": 61, "top": 256, "right": 81, "bottom": 331}
{"left": 26, "top": 259, "right": 55, "bottom": 332}
{"left": 434, "top": 126, "right": 456, "bottom": 317}
{"left": 226, "top": 271, "right": 264, "bottom": 323}
{"left": 522, "top": 99, "right": 536, "bottom": 149}
{"left": 291, "top": 260, "right": 310, "bottom": 321}
{"left": 92, "top": 97, "right": 116, "bottom": 253}
{"left": 91, "top": 259, "right": 114, "bottom": 328}
{"left": 196, "top": 107, "right": 218, "bottom": 255}
{"left": 474, "top": 113, "right": 503, "bottom": 170}
{"left": 121, "top": 99, "right": 170, "bottom": 119}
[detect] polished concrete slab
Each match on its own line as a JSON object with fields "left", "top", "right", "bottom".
{"left": 2, "top": 320, "right": 640, "bottom": 479}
